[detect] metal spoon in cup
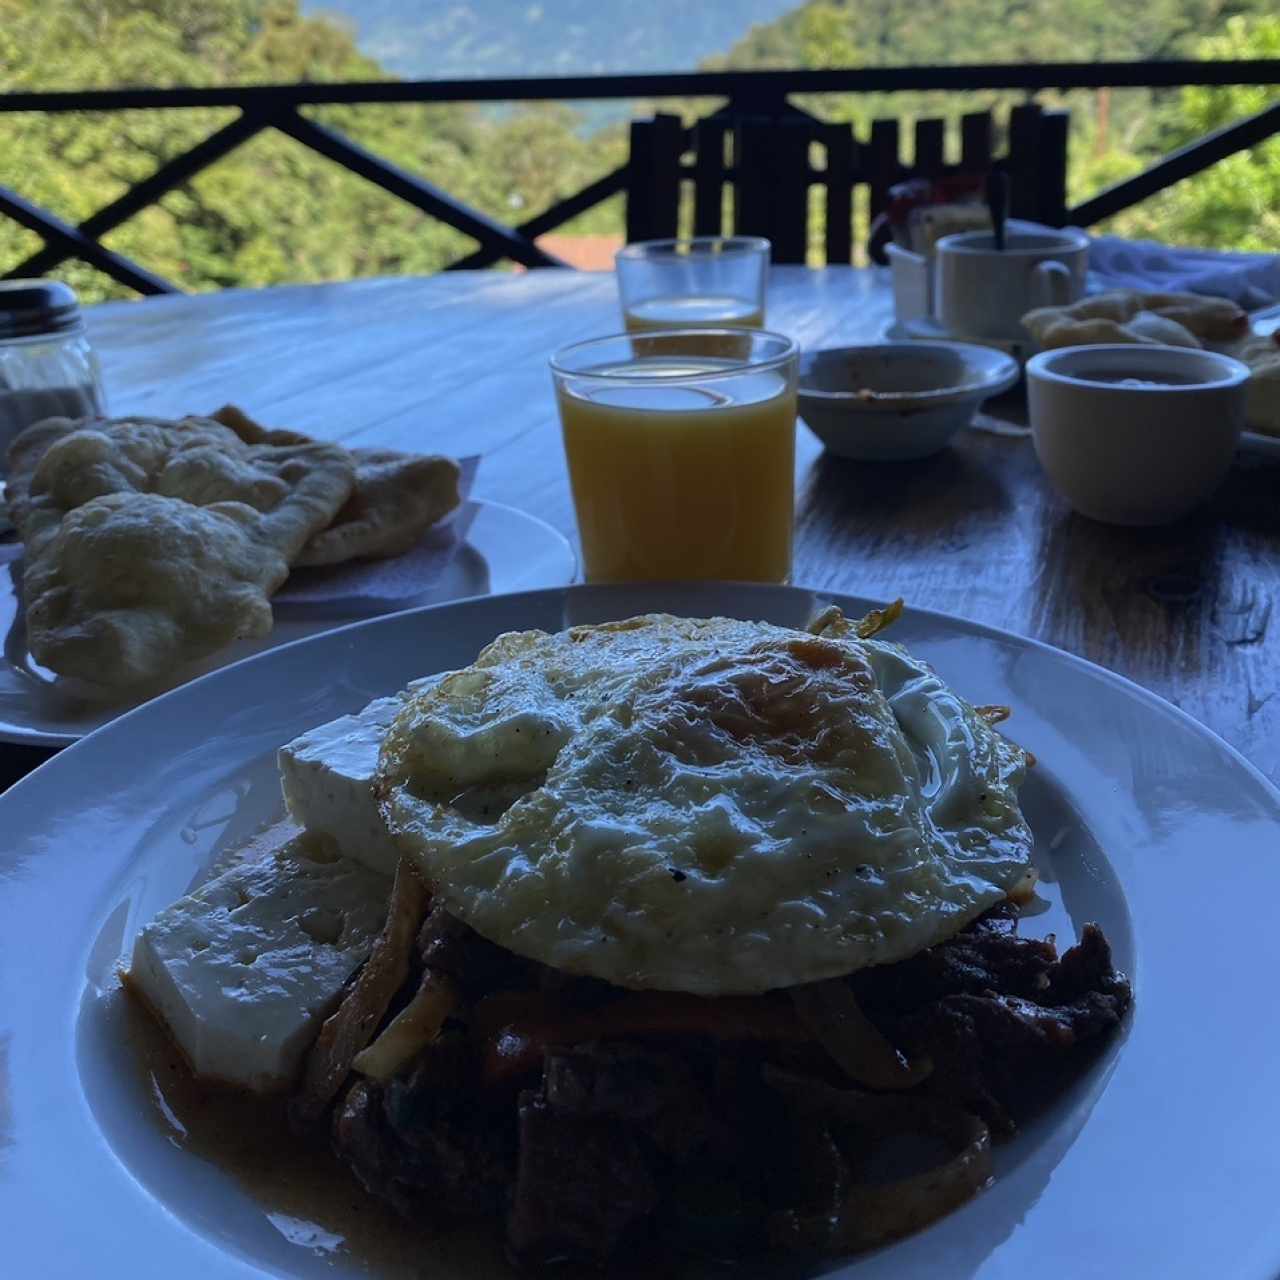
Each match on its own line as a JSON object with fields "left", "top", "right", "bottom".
{"left": 985, "top": 169, "right": 1009, "bottom": 251}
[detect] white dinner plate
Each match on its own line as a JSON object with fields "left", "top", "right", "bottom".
{"left": 2, "top": 581, "right": 1279, "bottom": 1278}
{"left": 0, "top": 498, "right": 575, "bottom": 747}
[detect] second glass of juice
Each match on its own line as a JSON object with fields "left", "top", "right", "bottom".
{"left": 551, "top": 329, "right": 798, "bottom": 584}
{"left": 615, "top": 236, "right": 770, "bottom": 333}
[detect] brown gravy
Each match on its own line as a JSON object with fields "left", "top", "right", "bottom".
{"left": 118, "top": 985, "right": 513, "bottom": 1278}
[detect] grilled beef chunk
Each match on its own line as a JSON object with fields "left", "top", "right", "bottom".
{"left": 507, "top": 1090, "right": 659, "bottom": 1265}
{"left": 852, "top": 917, "right": 1059, "bottom": 1014}
{"left": 898, "top": 987, "right": 1127, "bottom": 1133}
{"left": 762, "top": 1119, "right": 856, "bottom": 1254}
{"left": 766, "top": 1116, "right": 850, "bottom": 1220}
{"left": 543, "top": 1042, "right": 709, "bottom": 1160}
{"left": 416, "top": 900, "right": 535, "bottom": 999}
{"left": 876, "top": 922, "right": 1131, "bottom": 1134}
{"left": 334, "top": 1034, "right": 514, "bottom": 1220}
{"left": 1049, "top": 924, "right": 1130, "bottom": 1003}
{"left": 334, "top": 1082, "right": 393, "bottom": 1193}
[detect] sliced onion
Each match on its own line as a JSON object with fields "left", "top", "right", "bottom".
{"left": 855, "top": 598, "right": 904, "bottom": 639}
{"left": 352, "top": 969, "right": 458, "bottom": 1082}
{"left": 789, "top": 979, "right": 931, "bottom": 1090}
{"left": 806, "top": 599, "right": 903, "bottom": 641}
{"left": 291, "top": 860, "right": 430, "bottom": 1127}
{"left": 832, "top": 1113, "right": 991, "bottom": 1250}
{"left": 764, "top": 1067, "right": 992, "bottom": 1252}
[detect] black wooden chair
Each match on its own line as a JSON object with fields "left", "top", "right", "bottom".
{"left": 625, "top": 103, "right": 1070, "bottom": 264}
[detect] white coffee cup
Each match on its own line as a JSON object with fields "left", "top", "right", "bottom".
{"left": 1026, "top": 344, "right": 1249, "bottom": 526}
{"left": 935, "top": 226, "right": 1089, "bottom": 341}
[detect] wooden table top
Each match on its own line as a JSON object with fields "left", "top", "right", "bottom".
{"left": 3, "top": 265, "right": 1278, "bottom": 791}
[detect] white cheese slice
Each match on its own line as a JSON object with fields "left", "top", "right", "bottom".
{"left": 277, "top": 679, "right": 441, "bottom": 878}
{"left": 127, "top": 835, "right": 390, "bottom": 1092}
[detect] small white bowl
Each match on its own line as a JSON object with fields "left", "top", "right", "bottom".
{"left": 798, "top": 342, "right": 1020, "bottom": 461}
{"left": 1026, "top": 344, "right": 1250, "bottom": 525}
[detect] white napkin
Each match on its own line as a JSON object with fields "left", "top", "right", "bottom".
{"left": 1088, "top": 235, "right": 1280, "bottom": 311}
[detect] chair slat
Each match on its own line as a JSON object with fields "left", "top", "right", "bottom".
{"left": 1036, "top": 110, "right": 1070, "bottom": 226}
{"left": 625, "top": 112, "right": 684, "bottom": 242}
{"left": 735, "top": 121, "right": 809, "bottom": 264}
{"left": 733, "top": 121, "right": 768, "bottom": 246}
{"left": 773, "top": 124, "right": 811, "bottom": 264}
{"left": 868, "top": 119, "right": 902, "bottom": 218}
{"left": 913, "top": 117, "right": 945, "bottom": 176}
{"left": 825, "top": 126, "right": 854, "bottom": 264}
{"left": 960, "top": 111, "right": 993, "bottom": 172}
{"left": 1006, "top": 102, "right": 1044, "bottom": 221}
{"left": 623, "top": 101, "right": 1067, "bottom": 265}
{"left": 692, "top": 118, "right": 728, "bottom": 238}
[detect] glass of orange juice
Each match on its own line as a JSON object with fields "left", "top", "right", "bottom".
{"left": 550, "top": 328, "right": 798, "bottom": 584}
{"left": 616, "top": 236, "right": 770, "bottom": 334}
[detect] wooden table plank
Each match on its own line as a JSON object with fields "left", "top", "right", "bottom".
{"left": 4, "top": 266, "right": 1279, "bottom": 793}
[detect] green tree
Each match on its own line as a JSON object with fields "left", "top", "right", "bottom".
{"left": 1102, "top": 16, "right": 1280, "bottom": 250}
{"left": 0, "top": 0, "right": 626, "bottom": 300}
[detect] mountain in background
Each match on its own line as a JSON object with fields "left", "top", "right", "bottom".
{"left": 301, "top": 0, "right": 800, "bottom": 78}
{"left": 709, "top": 0, "right": 1250, "bottom": 69}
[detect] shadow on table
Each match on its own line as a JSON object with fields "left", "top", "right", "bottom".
{"left": 1028, "top": 454, "right": 1280, "bottom": 679}
{"left": 800, "top": 437, "right": 1015, "bottom": 540}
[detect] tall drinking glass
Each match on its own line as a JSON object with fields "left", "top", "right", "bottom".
{"left": 616, "top": 237, "right": 770, "bottom": 334}
{"left": 550, "top": 329, "right": 798, "bottom": 584}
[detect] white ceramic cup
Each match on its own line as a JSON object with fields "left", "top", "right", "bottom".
{"left": 1026, "top": 344, "right": 1250, "bottom": 526}
{"left": 936, "top": 226, "right": 1089, "bottom": 341}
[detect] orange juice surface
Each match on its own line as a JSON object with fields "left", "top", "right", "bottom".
{"left": 623, "top": 294, "right": 764, "bottom": 333}
{"left": 558, "top": 358, "right": 795, "bottom": 583}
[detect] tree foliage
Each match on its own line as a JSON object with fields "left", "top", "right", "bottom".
{"left": 1104, "top": 16, "right": 1280, "bottom": 250}
{"left": 0, "top": 0, "right": 627, "bottom": 300}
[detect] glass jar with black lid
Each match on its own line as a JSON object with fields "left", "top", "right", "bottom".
{"left": 0, "top": 279, "right": 106, "bottom": 480}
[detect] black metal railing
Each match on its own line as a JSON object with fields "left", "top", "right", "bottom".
{"left": 2, "top": 61, "right": 1277, "bottom": 295}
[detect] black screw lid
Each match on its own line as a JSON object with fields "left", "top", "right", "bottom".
{"left": 0, "top": 279, "right": 83, "bottom": 340}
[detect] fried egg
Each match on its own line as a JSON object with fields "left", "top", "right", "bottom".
{"left": 376, "top": 612, "right": 1031, "bottom": 995}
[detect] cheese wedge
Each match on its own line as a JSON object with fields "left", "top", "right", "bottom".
{"left": 277, "top": 679, "right": 440, "bottom": 877}
{"left": 127, "top": 834, "right": 390, "bottom": 1092}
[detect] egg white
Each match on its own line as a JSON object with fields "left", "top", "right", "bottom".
{"left": 376, "top": 612, "right": 1032, "bottom": 995}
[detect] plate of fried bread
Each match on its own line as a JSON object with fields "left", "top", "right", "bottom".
{"left": 0, "top": 407, "right": 575, "bottom": 745}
